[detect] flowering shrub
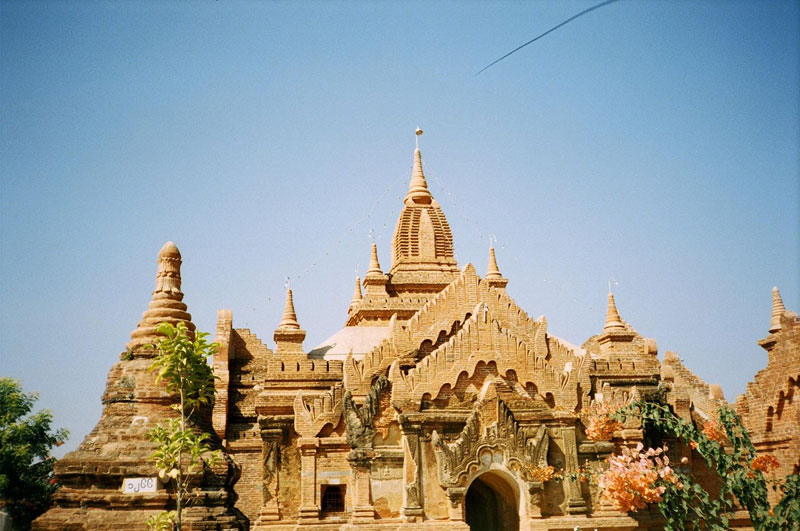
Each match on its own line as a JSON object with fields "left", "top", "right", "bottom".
{"left": 581, "top": 402, "right": 623, "bottom": 441}
{"left": 610, "top": 400, "right": 800, "bottom": 530}
{"left": 597, "top": 443, "right": 681, "bottom": 512}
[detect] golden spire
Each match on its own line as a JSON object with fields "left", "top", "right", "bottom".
{"left": 366, "top": 242, "right": 383, "bottom": 276}
{"left": 769, "top": 286, "right": 787, "bottom": 333}
{"left": 127, "top": 241, "right": 195, "bottom": 354}
{"left": 404, "top": 144, "right": 432, "bottom": 205}
{"left": 486, "top": 246, "right": 502, "bottom": 280}
{"left": 603, "top": 291, "right": 625, "bottom": 331}
{"left": 278, "top": 289, "right": 300, "bottom": 330}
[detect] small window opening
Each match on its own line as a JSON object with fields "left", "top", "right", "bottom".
{"left": 321, "top": 485, "right": 345, "bottom": 515}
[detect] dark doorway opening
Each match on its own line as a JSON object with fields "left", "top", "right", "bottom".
{"left": 465, "top": 472, "right": 519, "bottom": 531}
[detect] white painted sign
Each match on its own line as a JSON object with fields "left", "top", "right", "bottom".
{"left": 122, "top": 477, "right": 158, "bottom": 494}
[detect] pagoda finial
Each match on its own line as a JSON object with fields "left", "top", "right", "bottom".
{"left": 278, "top": 288, "right": 300, "bottom": 330}
{"left": 603, "top": 290, "right": 625, "bottom": 331}
{"left": 127, "top": 241, "right": 195, "bottom": 354}
{"left": 486, "top": 246, "right": 502, "bottom": 280}
{"left": 404, "top": 130, "right": 432, "bottom": 205}
{"left": 350, "top": 276, "right": 363, "bottom": 306}
{"left": 366, "top": 242, "right": 383, "bottom": 276}
{"left": 769, "top": 286, "right": 787, "bottom": 333}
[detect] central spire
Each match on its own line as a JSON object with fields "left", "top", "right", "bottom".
{"left": 389, "top": 133, "right": 458, "bottom": 281}
{"left": 404, "top": 148, "right": 432, "bottom": 205}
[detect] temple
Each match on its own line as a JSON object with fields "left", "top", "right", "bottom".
{"left": 35, "top": 140, "right": 799, "bottom": 530}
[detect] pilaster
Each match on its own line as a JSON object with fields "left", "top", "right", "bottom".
{"left": 400, "top": 420, "right": 424, "bottom": 520}
{"left": 562, "top": 425, "right": 588, "bottom": 515}
{"left": 255, "top": 427, "right": 283, "bottom": 523}
{"left": 297, "top": 437, "right": 320, "bottom": 521}
{"left": 348, "top": 449, "right": 376, "bottom": 521}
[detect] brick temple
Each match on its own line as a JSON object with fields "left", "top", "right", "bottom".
{"left": 34, "top": 141, "right": 799, "bottom": 530}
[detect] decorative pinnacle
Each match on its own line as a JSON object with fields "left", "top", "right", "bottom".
{"left": 769, "top": 286, "right": 787, "bottom": 334}
{"left": 486, "top": 246, "right": 502, "bottom": 280}
{"left": 404, "top": 145, "right": 432, "bottom": 205}
{"left": 154, "top": 241, "right": 182, "bottom": 297}
{"left": 278, "top": 289, "right": 300, "bottom": 330}
{"left": 603, "top": 291, "right": 625, "bottom": 331}
{"left": 366, "top": 242, "right": 383, "bottom": 276}
{"left": 351, "top": 276, "right": 363, "bottom": 304}
{"left": 127, "top": 241, "right": 194, "bottom": 353}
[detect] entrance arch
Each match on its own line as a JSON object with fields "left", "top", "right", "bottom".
{"left": 464, "top": 470, "right": 520, "bottom": 531}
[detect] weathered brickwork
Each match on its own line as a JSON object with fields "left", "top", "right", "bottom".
{"left": 34, "top": 243, "right": 246, "bottom": 530}
{"left": 35, "top": 143, "right": 798, "bottom": 531}
{"left": 735, "top": 292, "right": 800, "bottom": 502}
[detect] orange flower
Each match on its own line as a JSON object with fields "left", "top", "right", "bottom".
{"left": 690, "top": 441, "right": 698, "bottom": 450}
{"left": 598, "top": 444, "right": 679, "bottom": 513}
{"left": 751, "top": 454, "right": 779, "bottom": 473}
{"left": 582, "top": 403, "right": 623, "bottom": 441}
{"left": 526, "top": 465, "right": 556, "bottom": 483}
{"left": 702, "top": 420, "right": 726, "bottom": 444}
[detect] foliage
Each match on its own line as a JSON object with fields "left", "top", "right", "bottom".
{"left": 146, "top": 509, "right": 176, "bottom": 531}
{"left": 0, "top": 378, "right": 68, "bottom": 530}
{"left": 608, "top": 400, "right": 800, "bottom": 531}
{"left": 147, "top": 322, "right": 221, "bottom": 531}
{"left": 149, "top": 322, "right": 216, "bottom": 415}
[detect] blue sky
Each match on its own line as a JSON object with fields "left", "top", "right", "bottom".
{"left": 1, "top": 1, "right": 797, "bottom": 456}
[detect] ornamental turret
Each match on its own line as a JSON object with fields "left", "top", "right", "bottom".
{"left": 273, "top": 289, "right": 306, "bottom": 357}
{"left": 485, "top": 246, "right": 508, "bottom": 290}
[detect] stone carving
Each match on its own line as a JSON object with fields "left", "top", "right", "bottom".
{"left": 261, "top": 434, "right": 279, "bottom": 504}
{"left": 292, "top": 384, "right": 343, "bottom": 438}
{"left": 344, "top": 375, "right": 390, "bottom": 449}
{"left": 431, "top": 398, "right": 550, "bottom": 489}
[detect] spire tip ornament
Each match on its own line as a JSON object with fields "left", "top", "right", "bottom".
{"left": 769, "top": 286, "right": 787, "bottom": 334}
{"left": 603, "top": 291, "right": 625, "bottom": 331}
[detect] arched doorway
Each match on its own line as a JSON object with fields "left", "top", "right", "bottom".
{"left": 464, "top": 471, "right": 519, "bottom": 531}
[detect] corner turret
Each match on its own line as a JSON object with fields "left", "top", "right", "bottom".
{"left": 363, "top": 242, "right": 388, "bottom": 296}
{"left": 274, "top": 289, "right": 306, "bottom": 357}
{"left": 769, "top": 286, "right": 787, "bottom": 334}
{"left": 485, "top": 246, "right": 508, "bottom": 290}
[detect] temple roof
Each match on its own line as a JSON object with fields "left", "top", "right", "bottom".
{"left": 389, "top": 146, "right": 459, "bottom": 283}
{"left": 308, "top": 325, "right": 390, "bottom": 361}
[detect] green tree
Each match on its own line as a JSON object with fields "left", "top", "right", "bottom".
{"left": 613, "top": 400, "right": 800, "bottom": 531}
{"left": 0, "top": 378, "right": 68, "bottom": 530}
{"left": 147, "top": 322, "right": 221, "bottom": 531}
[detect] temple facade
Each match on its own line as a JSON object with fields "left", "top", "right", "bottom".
{"left": 35, "top": 142, "right": 799, "bottom": 531}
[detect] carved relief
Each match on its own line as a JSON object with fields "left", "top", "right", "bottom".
{"left": 292, "top": 384, "right": 343, "bottom": 438}
{"left": 261, "top": 435, "right": 279, "bottom": 504}
{"left": 344, "top": 376, "right": 391, "bottom": 449}
{"left": 430, "top": 398, "right": 551, "bottom": 489}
